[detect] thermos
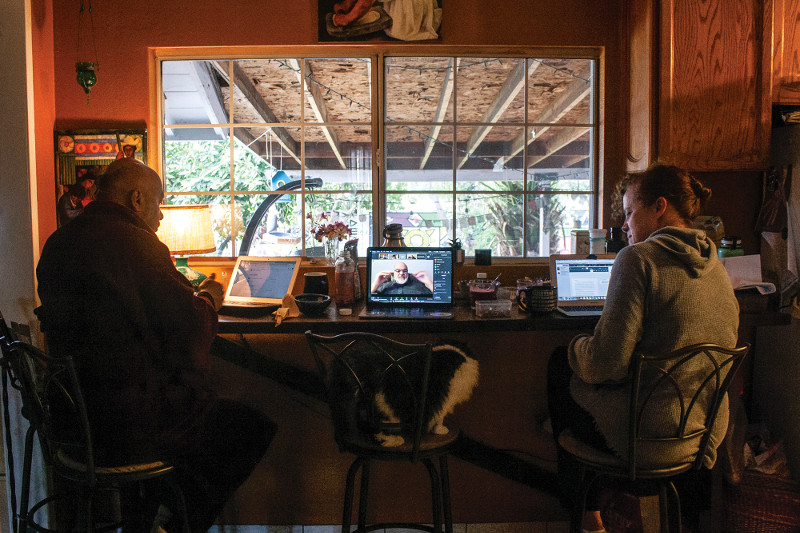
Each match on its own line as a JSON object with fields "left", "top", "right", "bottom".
{"left": 382, "top": 224, "right": 405, "bottom": 247}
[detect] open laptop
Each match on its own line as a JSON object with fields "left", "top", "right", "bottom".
{"left": 359, "top": 247, "right": 455, "bottom": 320}
{"left": 549, "top": 254, "right": 616, "bottom": 317}
{"left": 219, "top": 256, "right": 301, "bottom": 315}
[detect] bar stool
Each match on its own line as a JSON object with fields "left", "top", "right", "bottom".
{"left": 557, "top": 343, "right": 749, "bottom": 533}
{"left": 305, "top": 330, "right": 460, "bottom": 533}
{"left": 0, "top": 311, "right": 190, "bottom": 532}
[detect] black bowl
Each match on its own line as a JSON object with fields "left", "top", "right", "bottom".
{"left": 295, "top": 293, "right": 332, "bottom": 316}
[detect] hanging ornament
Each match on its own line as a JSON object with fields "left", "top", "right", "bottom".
{"left": 76, "top": 62, "right": 97, "bottom": 94}
{"left": 76, "top": 0, "right": 99, "bottom": 104}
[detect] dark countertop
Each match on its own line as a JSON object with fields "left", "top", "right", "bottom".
{"left": 217, "top": 299, "right": 601, "bottom": 334}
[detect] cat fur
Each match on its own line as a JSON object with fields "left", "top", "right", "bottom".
{"left": 370, "top": 340, "right": 479, "bottom": 447}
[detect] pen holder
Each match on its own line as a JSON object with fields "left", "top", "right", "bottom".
{"left": 517, "top": 286, "right": 557, "bottom": 314}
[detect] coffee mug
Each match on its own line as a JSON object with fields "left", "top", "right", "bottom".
{"left": 303, "top": 272, "right": 329, "bottom": 295}
{"left": 517, "top": 286, "right": 557, "bottom": 314}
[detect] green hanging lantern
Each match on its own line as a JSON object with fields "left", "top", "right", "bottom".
{"left": 76, "top": 62, "right": 97, "bottom": 94}
{"left": 76, "top": 0, "right": 98, "bottom": 102}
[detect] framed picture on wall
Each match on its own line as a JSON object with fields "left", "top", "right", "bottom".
{"left": 54, "top": 129, "right": 146, "bottom": 228}
{"left": 318, "top": 0, "right": 443, "bottom": 42}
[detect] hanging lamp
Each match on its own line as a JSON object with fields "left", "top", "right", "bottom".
{"left": 76, "top": 0, "right": 99, "bottom": 104}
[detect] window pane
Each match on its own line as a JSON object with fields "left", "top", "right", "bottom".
{"left": 385, "top": 57, "right": 455, "bottom": 123}
{"left": 164, "top": 134, "right": 231, "bottom": 193}
{"left": 386, "top": 125, "right": 453, "bottom": 191}
{"left": 233, "top": 127, "right": 304, "bottom": 192}
{"left": 303, "top": 58, "right": 371, "bottom": 123}
{"left": 305, "top": 126, "right": 372, "bottom": 191}
{"left": 527, "top": 193, "right": 592, "bottom": 256}
{"left": 233, "top": 59, "right": 303, "bottom": 123}
{"left": 456, "top": 125, "right": 525, "bottom": 191}
{"left": 306, "top": 192, "right": 373, "bottom": 257}
{"left": 385, "top": 193, "right": 453, "bottom": 248}
{"left": 456, "top": 193, "right": 524, "bottom": 257}
{"left": 456, "top": 58, "right": 525, "bottom": 124}
{"left": 527, "top": 126, "right": 592, "bottom": 172}
{"left": 162, "top": 60, "right": 228, "bottom": 126}
{"left": 238, "top": 193, "right": 303, "bottom": 257}
{"left": 528, "top": 58, "right": 593, "bottom": 126}
{"left": 528, "top": 168, "right": 593, "bottom": 193}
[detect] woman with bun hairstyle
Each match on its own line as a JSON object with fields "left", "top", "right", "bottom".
{"left": 547, "top": 163, "right": 740, "bottom": 533}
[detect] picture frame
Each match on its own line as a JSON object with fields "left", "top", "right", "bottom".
{"left": 54, "top": 129, "right": 147, "bottom": 227}
{"left": 318, "top": 0, "right": 443, "bottom": 42}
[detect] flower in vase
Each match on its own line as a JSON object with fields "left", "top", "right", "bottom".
{"left": 307, "top": 212, "right": 352, "bottom": 244}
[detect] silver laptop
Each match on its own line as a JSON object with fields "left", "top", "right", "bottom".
{"left": 359, "top": 247, "right": 455, "bottom": 320}
{"left": 549, "top": 254, "right": 616, "bottom": 317}
{"left": 220, "top": 256, "right": 301, "bottom": 314}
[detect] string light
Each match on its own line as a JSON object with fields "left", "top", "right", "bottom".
{"left": 263, "top": 57, "right": 591, "bottom": 175}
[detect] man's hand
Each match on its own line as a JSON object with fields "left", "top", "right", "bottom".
{"left": 413, "top": 271, "right": 434, "bottom": 292}
{"left": 197, "top": 273, "right": 225, "bottom": 311}
{"left": 371, "top": 271, "right": 393, "bottom": 293}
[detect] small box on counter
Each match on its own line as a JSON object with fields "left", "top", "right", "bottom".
{"left": 475, "top": 298, "right": 512, "bottom": 318}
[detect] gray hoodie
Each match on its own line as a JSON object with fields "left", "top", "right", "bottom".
{"left": 568, "top": 226, "right": 739, "bottom": 469}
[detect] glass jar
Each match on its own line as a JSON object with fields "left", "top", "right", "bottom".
{"left": 718, "top": 236, "right": 744, "bottom": 258}
{"left": 589, "top": 228, "right": 607, "bottom": 255}
{"left": 334, "top": 250, "right": 356, "bottom": 306}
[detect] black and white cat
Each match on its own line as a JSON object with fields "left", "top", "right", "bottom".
{"left": 331, "top": 339, "right": 479, "bottom": 447}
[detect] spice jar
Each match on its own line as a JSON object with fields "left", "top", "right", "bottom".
{"left": 334, "top": 249, "right": 356, "bottom": 305}
{"left": 589, "top": 228, "right": 607, "bottom": 255}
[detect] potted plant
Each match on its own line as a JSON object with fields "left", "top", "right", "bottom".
{"left": 449, "top": 238, "right": 465, "bottom": 266}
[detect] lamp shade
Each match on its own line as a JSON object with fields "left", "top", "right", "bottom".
{"left": 156, "top": 205, "right": 216, "bottom": 255}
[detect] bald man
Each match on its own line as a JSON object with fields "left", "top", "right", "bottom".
{"left": 37, "top": 158, "right": 275, "bottom": 532}
{"left": 371, "top": 260, "right": 433, "bottom": 296}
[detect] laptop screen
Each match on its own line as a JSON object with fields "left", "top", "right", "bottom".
{"left": 549, "top": 254, "right": 616, "bottom": 303}
{"left": 224, "top": 256, "right": 301, "bottom": 306}
{"left": 365, "top": 247, "right": 453, "bottom": 307}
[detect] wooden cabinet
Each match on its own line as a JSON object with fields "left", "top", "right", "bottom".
{"left": 773, "top": 0, "right": 800, "bottom": 104}
{"left": 626, "top": 0, "right": 657, "bottom": 172}
{"left": 627, "top": 0, "right": 773, "bottom": 171}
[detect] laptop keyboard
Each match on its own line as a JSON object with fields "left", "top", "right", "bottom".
{"left": 565, "top": 305, "right": 604, "bottom": 312}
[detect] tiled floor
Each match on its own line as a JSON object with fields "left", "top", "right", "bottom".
{"left": 208, "top": 524, "right": 570, "bottom": 532}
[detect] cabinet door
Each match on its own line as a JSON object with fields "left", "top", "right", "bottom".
{"left": 773, "top": 0, "right": 800, "bottom": 103}
{"left": 627, "top": 0, "right": 658, "bottom": 172}
{"left": 659, "top": 0, "right": 772, "bottom": 170}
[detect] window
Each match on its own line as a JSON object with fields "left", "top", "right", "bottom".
{"left": 159, "top": 52, "right": 597, "bottom": 259}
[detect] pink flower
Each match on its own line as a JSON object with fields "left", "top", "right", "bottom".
{"left": 308, "top": 212, "right": 352, "bottom": 243}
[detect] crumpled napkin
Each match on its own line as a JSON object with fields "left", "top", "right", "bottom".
{"left": 272, "top": 294, "right": 300, "bottom": 326}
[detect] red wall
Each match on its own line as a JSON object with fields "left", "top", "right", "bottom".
{"left": 37, "top": 0, "right": 628, "bottom": 245}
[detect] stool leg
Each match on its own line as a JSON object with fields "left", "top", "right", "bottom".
{"left": 343, "top": 457, "right": 364, "bottom": 533}
{"left": 357, "top": 459, "right": 371, "bottom": 532}
{"left": 422, "top": 458, "right": 443, "bottom": 533}
{"left": 18, "top": 427, "right": 35, "bottom": 533}
{"left": 439, "top": 455, "right": 453, "bottom": 533}
{"left": 667, "top": 480, "right": 682, "bottom": 533}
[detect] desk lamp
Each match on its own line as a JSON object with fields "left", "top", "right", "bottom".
{"left": 156, "top": 205, "right": 216, "bottom": 290}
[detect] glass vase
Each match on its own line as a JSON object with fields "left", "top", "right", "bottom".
{"left": 324, "top": 239, "right": 340, "bottom": 265}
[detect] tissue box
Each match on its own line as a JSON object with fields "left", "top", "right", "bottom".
{"left": 475, "top": 298, "right": 511, "bottom": 318}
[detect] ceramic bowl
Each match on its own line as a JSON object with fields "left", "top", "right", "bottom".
{"left": 295, "top": 293, "right": 332, "bottom": 316}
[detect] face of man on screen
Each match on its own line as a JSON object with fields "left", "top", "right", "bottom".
{"left": 392, "top": 262, "right": 410, "bottom": 284}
